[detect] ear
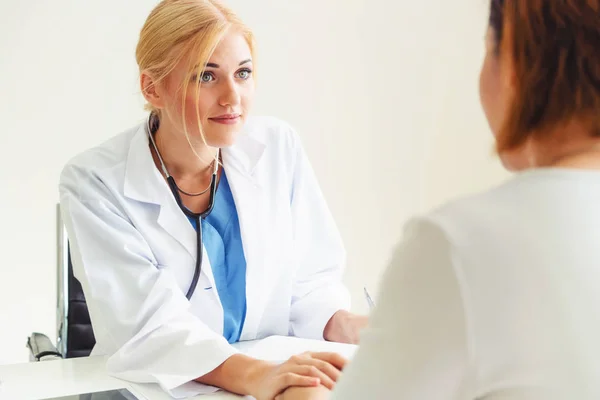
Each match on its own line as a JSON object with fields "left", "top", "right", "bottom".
{"left": 140, "top": 71, "right": 165, "bottom": 110}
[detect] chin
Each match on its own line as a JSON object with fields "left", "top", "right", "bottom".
{"left": 205, "top": 119, "right": 246, "bottom": 147}
{"left": 498, "top": 151, "right": 530, "bottom": 172}
{"left": 207, "top": 131, "right": 240, "bottom": 148}
{"left": 499, "top": 156, "right": 519, "bottom": 172}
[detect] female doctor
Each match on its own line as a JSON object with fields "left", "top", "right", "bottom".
{"left": 58, "top": 0, "right": 366, "bottom": 398}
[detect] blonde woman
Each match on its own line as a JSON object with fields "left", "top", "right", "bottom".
{"left": 59, "top": 0, "right": 366, "bottom": 398}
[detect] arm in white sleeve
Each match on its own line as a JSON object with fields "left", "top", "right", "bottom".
{"left": 331, "top": 218, "right": 476, "bottom": 399}
{"left": 60, "top": 165, "right": 238, "bottom": 397}
{"left": 287, "top": 130, "right": 351, "bottom": 340}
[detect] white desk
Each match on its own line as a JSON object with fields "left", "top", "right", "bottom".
{"left": 0, "top": 337, "right": 356, "bottom": 400}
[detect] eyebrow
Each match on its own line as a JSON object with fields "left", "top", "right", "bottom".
{"left": 205, "top": 59, "right": 252, "bottom": 68}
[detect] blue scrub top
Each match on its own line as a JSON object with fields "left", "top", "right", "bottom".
{"left": 188, "top": 171, "right": 247, "bottom": 343}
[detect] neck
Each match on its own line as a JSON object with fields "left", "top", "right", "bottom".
{"left": 504, "top": 120, "right": 600, "bottom": 171}
{"left": 534, "top": 127, "right": 600, "bottom": 169}
{"left": 546, "top": 141, "right": 600, "bottom": 169}
{"left": 153, "top": 125, "right": 218, "bottom": 180}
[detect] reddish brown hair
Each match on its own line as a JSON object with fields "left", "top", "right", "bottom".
{"left": 490, "top": 0, "right": 600, "bottom": 152}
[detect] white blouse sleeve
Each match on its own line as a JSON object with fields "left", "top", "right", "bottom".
{"left": 331, "top": 218, "right": 475, "bottom": 400}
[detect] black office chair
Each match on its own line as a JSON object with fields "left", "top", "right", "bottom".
{"left": 27, "top": 204, "right": 96, "bottom": 361}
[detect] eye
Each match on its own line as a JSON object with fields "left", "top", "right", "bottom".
{"left": 193, "top": 72, "right": 214, "bottom": 83}
{"left": 201, "top": 72, "right": 215, "bottom": 83}
{"left": 236, "top": 68, "right": 253, "bottom": 80}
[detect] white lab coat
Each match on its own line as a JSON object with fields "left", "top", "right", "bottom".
{"left": 59, "top": 116, "right": 351, "bottom": 398}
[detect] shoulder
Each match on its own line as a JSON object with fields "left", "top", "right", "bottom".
{"left": 421, "top": 176, "right": 525, "bottom": 240}
{"left": 61, "top": 123, "right": 140, "bottom": 174}
{"left": 402, "top": 172, "right": 567, "bottom": 278}
{"left": 402, "top": 172, "right": 576, "bottom": 274}
{"left": 390, "top": 175, "right": 533, "bottom": 263}
{"left": 59, "top": 123, "right": 142, "bottom": 196}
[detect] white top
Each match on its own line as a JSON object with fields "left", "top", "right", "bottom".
{"left": 59, "top": 116, "right": 350, "bottom": 398}
{"left": 332, "top": 169, "right": 600, "bottom": 400}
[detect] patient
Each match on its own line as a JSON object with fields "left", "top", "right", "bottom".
{"left": 278, "top": 0, "right": 600, "bottom": 399}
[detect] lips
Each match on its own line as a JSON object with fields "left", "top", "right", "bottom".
{"left": 209, "top": 114, "right": 240, "bottom": 122}
{"left": 209, "top": 114, "right": 241, "bottom": 125}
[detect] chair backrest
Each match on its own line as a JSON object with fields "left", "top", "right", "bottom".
{"left": 57, "top": 204, "right": 96, "bottom": 358}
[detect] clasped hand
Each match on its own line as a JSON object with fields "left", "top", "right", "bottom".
{"left": 248, "top": 351, "right": 346, "bottom": 400}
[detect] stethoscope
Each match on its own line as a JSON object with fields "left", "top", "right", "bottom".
{"left": 146, "top": 114, "right": 220, "bottom": 300}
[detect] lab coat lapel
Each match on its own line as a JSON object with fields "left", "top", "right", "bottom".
{"left": 222, "top": 134, "right": 267, "bottom": 340}
{"left": 156, "top": 205, "right": 218, "bottom": 296}
{"left": 123, "top": 123, "right": 217, "bottom": 290}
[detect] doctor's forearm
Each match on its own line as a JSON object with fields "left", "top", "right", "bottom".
{"left": 195, "top": 354, "right": 270, "bottom": 395}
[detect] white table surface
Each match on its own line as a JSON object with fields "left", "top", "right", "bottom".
{"left": 0, "top": 336, "right": 356, "bottom": 400}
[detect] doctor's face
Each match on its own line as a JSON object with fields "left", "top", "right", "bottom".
{"left": 160, "top": 30, "right": 255, "bottom": 148}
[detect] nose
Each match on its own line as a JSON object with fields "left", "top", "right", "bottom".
{"left": 218, "top": 77, "right": 241, "bottom": 108}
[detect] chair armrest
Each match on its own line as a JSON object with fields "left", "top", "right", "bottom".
{"left": 27, "top": 332, "right": 63, "bottom": 361}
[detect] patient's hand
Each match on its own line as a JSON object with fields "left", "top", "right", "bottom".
{"left": 275, "top": 385, "right": 331, "bottom": 400}
{"left": 324, "top": 310, "right": 368, "bottom": 344}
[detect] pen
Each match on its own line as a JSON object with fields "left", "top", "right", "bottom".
{"left": 363, "top": 287, "right": 375, "bottom": 310}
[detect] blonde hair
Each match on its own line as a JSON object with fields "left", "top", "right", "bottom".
{"left": 136, "top": 0, "right": 255, "bottom": 155}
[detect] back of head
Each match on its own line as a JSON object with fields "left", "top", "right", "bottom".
{"left": 135, "top": 0, "right": 255, "bottom": 115}
{"left": 489, "top": 0, "right": 600, "bottom": 152}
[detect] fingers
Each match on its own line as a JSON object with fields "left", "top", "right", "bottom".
{"left": 278, "top": 352, "right": 347, "bottom": 393}
{"left": 286, "top": 352, "right": 346, "bottom": 389}
{"left": 295, "top": 365, "right": 336, "bottom": 390}
{"left": 307, "top": 352, "right": 348, "bottom": 370}
{"left": 277, "top": 372, "right": 320, "bottom": 392}
{"left": 298, "top": 359, "right": 341, "bottom": 387}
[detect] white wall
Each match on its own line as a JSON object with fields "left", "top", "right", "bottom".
{"left": 422, "top": 0, "right": 509, "bottom": 209}
{"left": 0, "top": 0, "right": 507, "bottom": 365}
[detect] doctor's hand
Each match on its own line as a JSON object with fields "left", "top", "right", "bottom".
{"left": 247, "top": 352, "right": 346, "bottom": 400}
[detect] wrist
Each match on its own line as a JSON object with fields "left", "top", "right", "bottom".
{"left": 243, "top": 357, "right": 276, "bottom": 395}
{"left": 196, "top": 354, "right": 274, "bottom": 396}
